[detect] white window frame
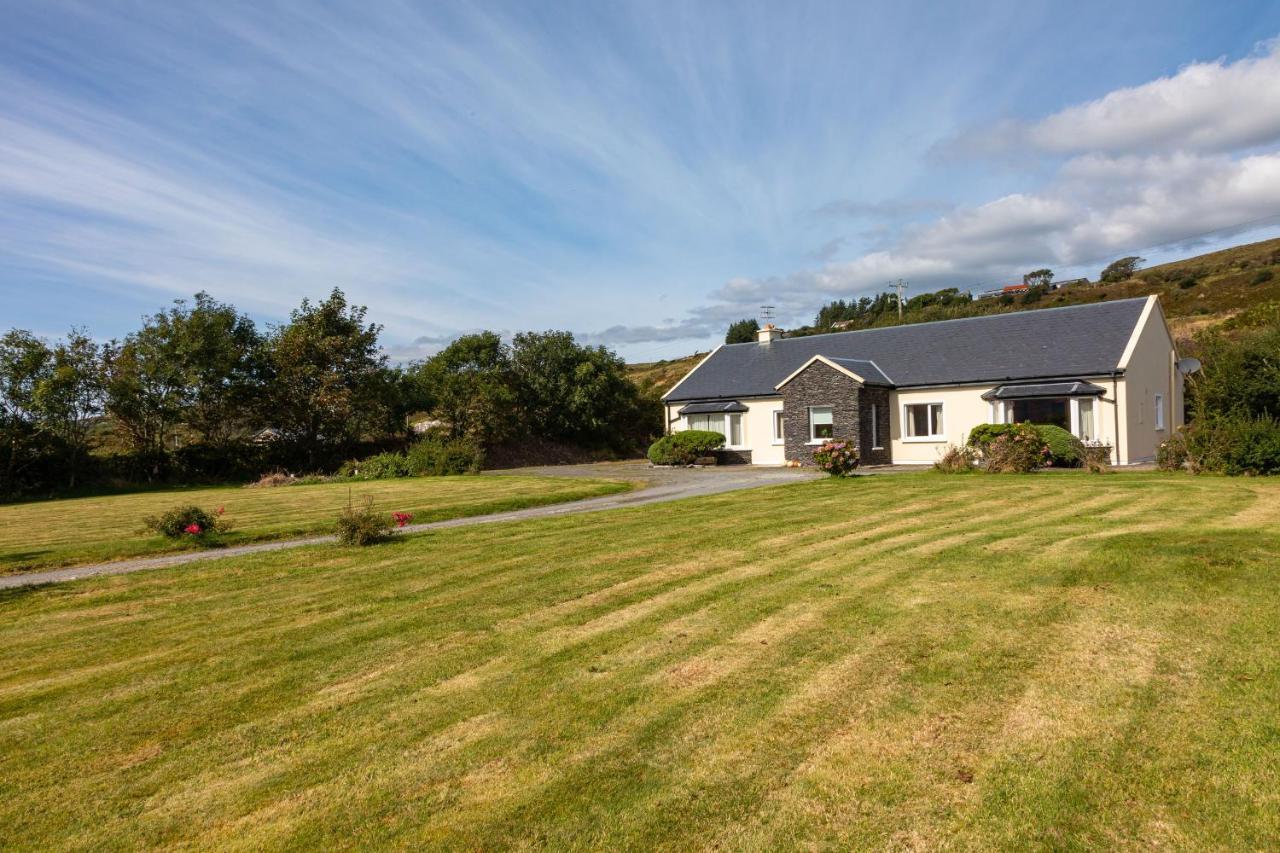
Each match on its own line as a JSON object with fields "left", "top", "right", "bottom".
{"left": 1154, "top": 393, "right": 1165, "bottom": 431}
{"left": 772, "top": 409, "right": 785, "bottom": 445}
{"left": 807, "top": 406, "right": 834, "bottom": 444}
{"left": 870, "top": 403, "right": 882, "bottom": 449}
{"left": 903, "top": 402, "right": 945, "bottom": 442}
{"left": 684, "top": 412, "right": 746, "bottom": 449}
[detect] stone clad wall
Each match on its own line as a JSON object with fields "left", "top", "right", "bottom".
{"left": 859, "top": 386, "right": 892, "bottom": 466}
{"left": 780, "top": 361, "right": 861, "bottom": 465}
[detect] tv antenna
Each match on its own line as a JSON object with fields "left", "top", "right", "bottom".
{"left": 759, "top": 305, "right": 776, "bottom": 324}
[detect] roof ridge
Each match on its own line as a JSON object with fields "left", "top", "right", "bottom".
{"left": 715, "top": 296, "right": 1150, "bottom": 349}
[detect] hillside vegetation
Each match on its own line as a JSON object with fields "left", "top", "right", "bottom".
{"left": 634, "top": 238, "right": 1280, "bottom": 378}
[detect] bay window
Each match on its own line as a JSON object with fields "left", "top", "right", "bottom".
{"left": 685, "top": 412, "right": 744, "bottom": 447}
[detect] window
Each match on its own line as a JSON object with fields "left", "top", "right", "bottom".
{"left": 870, "top": 403, "right": 881, "bottom": 449}
{"left": 1154, "top": 393, "right": 1165, "bottom": 430}
{"left": 808, "top": 407, "right": 834, "bottom": 442}
{"left": 772, "top": 410, "right": 785, "bottom": 444}
{"left": 904, "top": 402, "right": 944, "bottom": 439}
{"left": 1010, "top": 398, "right": 1069, "bottom": 430}
{"left": 685, "top": 412, "right": 745, "bottom": 447}
{"left": 1077, "top": 399, "right": 1095, "bottom": 440}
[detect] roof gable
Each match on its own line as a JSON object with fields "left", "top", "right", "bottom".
{"left": 663, "top": 297, "right": 1150, "bottom": 402}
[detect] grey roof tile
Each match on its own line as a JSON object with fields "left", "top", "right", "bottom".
{"left": 664, "top": 297, "right": 1148, "bottom": 401}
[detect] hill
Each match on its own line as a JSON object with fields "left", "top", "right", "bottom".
{"left": 629, "top": 237, "right": 1280, "bottom": 382}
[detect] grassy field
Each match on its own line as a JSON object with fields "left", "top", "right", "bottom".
{"left": 2, "top": 472, "right": 1278, "bottom": 848}
{"left": 0, "top": 475, "right": 631, "bottom": 573}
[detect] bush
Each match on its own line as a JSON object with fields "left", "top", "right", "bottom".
{"left": 142, "top": 505, "right": 230, "bottom": 541}
{"left": 811, "top": 439, "right": 859, "bottom": 476}
{"left": 970, "top": 422, "right": 1082, "bottom": 466}
{"left": 1251, "top": 269, "right": 1274, "bottom": 286}
{"left": 337, "top": 451, "right": 411, "bottom": 480}
{"left": 983, "top": 423, "right": 1049, "bottom": 473}
{"left": 1177, "top": 276, "right": 1199, "bottom": 289}
{"left": 1157, "top": 430, "right": 1190, "bottom": 472}
{"left": 1034, "top": 424, "right": 1085, "bottom": 467}
{"left": 967, "top": 423, "right": 1014, "bottom": 450}
{"left": 1186, "top": 415, "right": 1280, "bottom": 476}
{"left": 647, "top": 430, "right": 725, "bottom": 465}
{"left": 335, "top": 496, "right": 393, "bottom": 545}
{"left": 933, "top": 444, "right": 976, "bottom": 473}
{"left": 406, "top": 435, "right": 483, "bottom": 475}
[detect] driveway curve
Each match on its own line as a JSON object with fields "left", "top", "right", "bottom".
{"left": 0, "top": 463, "right": 819, "bottom": 590}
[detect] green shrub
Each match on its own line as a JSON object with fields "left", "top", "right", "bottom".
{"left": 967, "top": 423, "right": 1015, "bottom": 449}
{"left": 1034, "top": 424, "right": 1085, "bottom": 467}
{"left": 970, "top": 422, "right": 1081, "bottom": 466}
{"left": 142, "top": 505, "right": 230, "bottom": 541}
{"left": 406, "top": 435, "right": 484, "bottom": 475}
{"left": 647, "top": 430, "right": 725, "bottom": 465}
{"left": 811, "top": 439, "right": 859, "bottom": 476}
{"left": 1187, "top": 415, "right": 1280, "bottom": 476}
{"left": 335, "top": 496, "right": 393, "bottom": 545}
{"left": 984, "top": 423, "right": 1049, "bottom": 473}
{"left": 1251, "top": 269, "right": 1274, "bottom": 286}
{"left": 1157, "top": 430, "right": 1190, "bottom": 471}
{"left": 337, "top": 451, "right": 411, "bottom": 480}
{"left": 1177, "top": 276, "right": 1199, "bottom": 289}
{"left": 933, "top": 444, "right": 976, "bottom": 473}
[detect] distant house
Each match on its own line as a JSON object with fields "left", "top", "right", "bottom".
{"left": 1050, "top": 277, "right": 1089, "bottom": 290}
{"left": 976, "top": 283, "right": 1029, "bottom": 300}
{"left": 661, "top": 296, "right": 1185, "bottom": 467}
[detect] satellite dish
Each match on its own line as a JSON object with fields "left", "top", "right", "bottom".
{"left": 1177, "top": 357, "right": 1202, "bottom": 375}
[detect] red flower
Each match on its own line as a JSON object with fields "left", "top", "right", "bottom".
{"left": 184, "top": 523, "right": 202, "bottom": 535}
{"left": 392, "top": 511, "right": 414, "bottom": 528}
{"left": 216, "top": 506, "right": 225, "bottom": 516}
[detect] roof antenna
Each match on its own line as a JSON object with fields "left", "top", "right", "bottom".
{"left": 760, "top": 305, "right": 775, "bottom": 325}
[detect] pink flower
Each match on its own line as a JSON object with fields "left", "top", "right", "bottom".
{"left": 392, "top": 511, "right": 414, "bottom": 528}
{"left": 184, "top": 523, "right": 202, "bottom": 535}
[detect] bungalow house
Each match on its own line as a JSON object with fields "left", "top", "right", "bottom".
{"left": 661, "top": 295, "right": 1185, "bottom": 466}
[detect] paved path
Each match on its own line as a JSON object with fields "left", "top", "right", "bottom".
{"left": 0, "top": 463, "right": 819, "bottom": 590}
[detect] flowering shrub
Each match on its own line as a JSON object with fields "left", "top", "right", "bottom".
{"left": 335, "top": 497, "right": 403, "bottom": 545}
{"left": 143, "top": 505, "right": 230, "bottom": 541}
{"left": 983, "top": 423, "right": 1049, "bottom": 473}
{"left": 811, "top": 439, "right": 859, "bottom": 476}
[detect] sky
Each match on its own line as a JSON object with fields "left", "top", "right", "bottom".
{"left": 3, "top": 1, "right": 1280, "bottom": 362}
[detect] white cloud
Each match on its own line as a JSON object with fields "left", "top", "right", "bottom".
{"left": 946, "top": 40, "right": 1280, "bottom": 158}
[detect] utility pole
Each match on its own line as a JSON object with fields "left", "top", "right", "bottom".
{"left": 892, "top": 279, "right": 907, "bottom": 320}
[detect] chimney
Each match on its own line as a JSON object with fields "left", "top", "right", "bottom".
{"left": 757, "top": 323, "right": 782, "bottom": 344}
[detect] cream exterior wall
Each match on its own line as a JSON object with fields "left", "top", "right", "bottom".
{"left": 888, "top": 381, "right": 1122, "bottom": 465}
{"left": 1115, "top": 298, "right": 1182, "bottom": 464}
{"left": 664, "top": 396, "right": 787, "bottom": 465}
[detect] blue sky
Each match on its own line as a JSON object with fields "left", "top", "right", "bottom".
{"left": 3, "top": 1, "right": 1280, "bottom": 361}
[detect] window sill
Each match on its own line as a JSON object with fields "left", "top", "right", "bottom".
{"left": 871, "top": 446, "right": 884, "bottom": 451}
{"left": 902, "top": 436, "right": 945, "bottom": 443}
{"left": 806, "top": 439, "right": 831, "bottom": 446}
{"left": 771, "top": 440, "right": 784, "bottom": 446}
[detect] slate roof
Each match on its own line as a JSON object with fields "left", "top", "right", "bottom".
{"left": 820, "top": 357, "right": 894, "bottom": 387}
{"left": 664, "top": 297, "right": 1148, "bottom": 402}
{"left": 677, "top": 400, "right": 750, "bottom": 414}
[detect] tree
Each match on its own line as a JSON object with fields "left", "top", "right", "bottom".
{"left": 509, "top": 331, "right": 649, "bottom": 448}
{"left": 1186, "top": 326, "right": 1280, "bottom": 422}
{"left": 1024, "top": 268, "right": 1054, "bottom": 288}
{"left": 33, "top": 330, "right": 102, "bottom": 488}
{"left": 261, "top": 289, "right": 390, "bottom": 466}
{"left": 0, "top": 330, "right": 53, "bottom": 492}
{"left": 725, "top": 319, "right": 759, "bottom": 344}
{"left": 1100, "top": 256, "right": 1145, "bottom": 283}
{"left": 411, "top": 332, "right": 518, "bottom": 446}
{"left": 171, "top": 293, "right": 264, "bottom": 448}
{"left": 102, "top": 313, "right": 188, "bottom": 465}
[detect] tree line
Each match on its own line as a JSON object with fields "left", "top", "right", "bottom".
{"left": 1, "top": 289, "right": 659, "bottom": 499}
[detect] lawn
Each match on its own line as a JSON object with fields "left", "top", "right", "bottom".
{"left": 1, "top": 472, "right": 1278, "bottom": 848}
{"left": 0, "top": 475, "right": 631, "bottom": 573}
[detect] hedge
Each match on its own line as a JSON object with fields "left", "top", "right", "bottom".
{"left": 647, "top": 430, "right": 725, "bottom": 465}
